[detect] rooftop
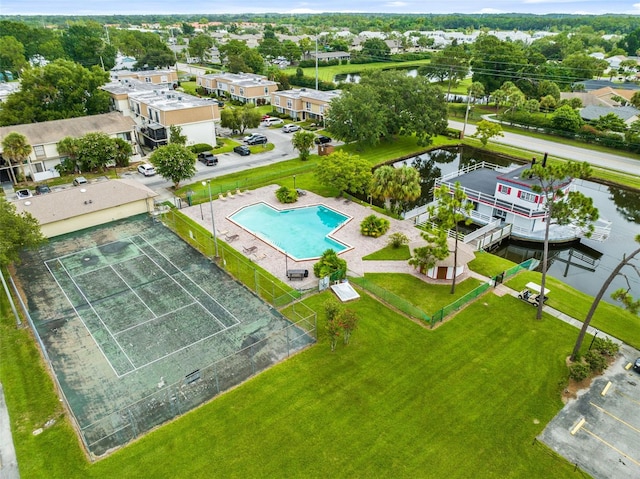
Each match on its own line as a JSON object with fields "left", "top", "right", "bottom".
{"left": 13, "top": 179, "right": 157, "bottom": 225}
{"left": 0, "top": 112, "right": 135, "bottom": 147}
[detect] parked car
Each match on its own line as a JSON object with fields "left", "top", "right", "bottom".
{"left": 137, "top": 163, "right": 156, "bottom": 176}
{"left": 282, "top": 124, "right": 301, "bottom": 133}
{"left": 314, "top": 135, "right": 332, "bottom": 145}
{"left": 263, "top": 117, "right": 284, "bottom": 126}
{"left": 634, "top": 357, "right": 640, "bottom": 373}
{"left": 243, "top": 133, "right": 266, "bottom": 143}
{"left": 246, "top": 134, "right": 268, "bottom": 146}
{"left": 73, "top": 176, "right": 88, "bottom": 186}
{"left": 35, "top": 185, "right": 51, "bottom": 195}
{"left": 233, "top": 145, "right": 251, "bottom": 156}
{"left": 261, "top": 115, "right": 271, "bottom": 121}
{"left": 16, "top": 189, "right": 32, "bottom": 199}
{"left": 197, "top": 151, "right": 218, "bottom": 166}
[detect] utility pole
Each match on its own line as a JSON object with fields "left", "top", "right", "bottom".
{"left": 315, "top": 36, "right": 319, "bottom": 90}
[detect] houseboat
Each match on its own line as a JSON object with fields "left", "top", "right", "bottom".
{"left": 433, "top": 161, "right": 611, "bottom": 243}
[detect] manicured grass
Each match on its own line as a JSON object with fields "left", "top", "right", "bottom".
{"left": 360, "top": 272, "right": 484, "bottom": 315}
{"left": 1, "top": 289, "right": 580, "bottom": 478}
{"left": 282, "top": 59, "right": 432, "bottom": 83}
{"left": 362, "top": 244, "right": 411, "bottom": 261}
{"left": 506, "top": 271, "right": 640, "bottom": 349}
{"left": 468, "top": 251, "right": 518, "bottom": 278}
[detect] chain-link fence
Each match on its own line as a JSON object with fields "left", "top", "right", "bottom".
{"left": 161, "top": 208, "right": 304, "bottom": 307}
{"left": 349, "top": 276, "right": 432, "bottom": 324}
{"left": 80, "top": 316, "right": 315, "bottom": 457}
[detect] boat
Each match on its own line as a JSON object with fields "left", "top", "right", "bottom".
{"left": 431, "top": 161, "right": 611, "bottom": 244}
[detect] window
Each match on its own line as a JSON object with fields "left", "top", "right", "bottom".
{"left": 144, "top": 77, "right": 152, "bottom": 83}
{"left": 117, "top": 132, "right": 132, "bottom": 141}
{"left": 275, "top": 97, "right": 280, "bottom": 106}
{"left": 239, "top": 88, "right": 245, "bottom": 96}
{"left": 161, "top": 75, "right": 168, "bottom": 83}
{"left": 33, "top": 145, "right": 45, "bottom": 157}
{"left": 230, "top": 86, "right": 235, "bottom": 94}
{"left": 33, "top": 162, "right": 44, "bottom": 173}
{"left": 497, "top": 184, "right": 511, "bottom": 194}
{"left": 319, "top": 105, "right": 325, "bottom": 115}
{"left": 287, "top": 100, "right": 292, "bottom": 108}
{"left": 305, "top": 101, "right": 311, "bottom": 111}
{"left": 264, "top": 87, "right": 268, "bottom": 94}
{"left": 519, "top": 191, "right": 537, "bottom": 203}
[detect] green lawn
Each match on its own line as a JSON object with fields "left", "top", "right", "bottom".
{"left": 506, "top": 271, "right": 640, "bottom": 349}
{"left": 359, "top": 273, "right": 483, "bottom": 316}
{"left": 468, "top": 251, "right": 518, "bottom": 278}
{"left": 362, "top": 244, "right": 411, "bottom": 260}
{"left": 1, "top": 288, "right": 582, "bottom": 478}
{"left": 282, "top": 59, "right": 432, "bottom": 83}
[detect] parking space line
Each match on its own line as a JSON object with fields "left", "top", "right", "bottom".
{"left": 589, "top": 402, "right": 640, "bottom": 435}
{"left": 615, "top": 390, "right": 640, "bottom": 407}
{"left": 571, "top": 417, "right": 585, "bottom": 435}
{"left": 581, "top": 426, "right": 640, "bottom": 467}
{"left": 601, "top": 381, "right": 612, "bottom": 396}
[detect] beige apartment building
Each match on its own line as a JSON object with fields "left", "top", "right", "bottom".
{"left": 271, "top": 88, "right": 342, "bottom": 124}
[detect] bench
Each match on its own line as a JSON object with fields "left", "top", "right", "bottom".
{"left": 287, "top": 269, "right": 309, "bottom": 281}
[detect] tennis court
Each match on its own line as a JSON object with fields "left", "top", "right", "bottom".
{"left": 14, "top": 215, "right": 315, "bottom": 457}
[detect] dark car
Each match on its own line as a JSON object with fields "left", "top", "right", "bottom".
{"left": 314, "top": 135, "right": 331, "bottom": 145}
{"left": 634, "top": 357, "right": 640, "bottom": 372}
{"left": 197, "top": 151, "right": 218, "bottom": 166}
{"left": 35, "top": 185, "right": 51, "bottom": 195}
{"left": 233, "top": 145, "right": 251, "bottom": 156}
{"left": 246, "top": 134, "right": 268, "bottom": 146}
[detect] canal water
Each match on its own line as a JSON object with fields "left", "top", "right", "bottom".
{"left": 391, "top": 146, "right": 640, "bottom": 305}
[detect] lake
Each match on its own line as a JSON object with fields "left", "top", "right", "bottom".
{"left": 391, "top": 146, "right": 640, "bottom": 306}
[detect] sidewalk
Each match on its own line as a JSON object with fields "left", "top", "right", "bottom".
{"left": 0, "top": 383, "right": 19, "bottom": 479}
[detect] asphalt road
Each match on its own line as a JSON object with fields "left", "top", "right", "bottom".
{"left": 449, "top": 119, "right": 640, "bottom": 176}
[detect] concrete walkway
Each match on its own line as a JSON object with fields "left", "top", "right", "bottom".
{"left": 0, "top": 383, "right": 19, "bottom": 479}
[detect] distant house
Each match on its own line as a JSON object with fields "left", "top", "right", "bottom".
{"left": 580, "top": 105, "right": 640, "bottom": 126}
{"left": 102, "top": 79, "right": 219, "bottom": 149}
{"left": 561, "top": 87, "right": 637, "bottom": 108}
{"left": 0, "top": 112, "right": 137, "bottom": 183}
{"left": 271, "top": 88, "right": 341, "bottom": 123}
{"left": 13, "top": 179, "right": 158, "bottom": 237}
{"left": 310, "top": 51, "right": 351, "bottom": 63}
{"left": 196, "top": 72, "right": 277, "bottom": 105}
{"left": 111, "top": 69, "right": 178, "bottom": 88}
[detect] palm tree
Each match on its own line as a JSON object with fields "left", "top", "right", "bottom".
{"left": 1, "top": 132, "right": 32, "bottom": 185}
{"left": 370, "top": 165, "right": 396, "bottom": 210}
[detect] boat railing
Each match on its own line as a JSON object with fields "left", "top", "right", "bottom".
{"left": 437, "top": 161, "right": 510, "bottom": 183}
{"left": 435, "top": 178, "right": 547, "bottom": 219}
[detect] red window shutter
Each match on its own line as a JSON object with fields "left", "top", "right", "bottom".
{"left": 517, "top": 190, "right": 522, "bottom": 198}
{"left": 507, "top": 187, "right": 511, "bottom": 194}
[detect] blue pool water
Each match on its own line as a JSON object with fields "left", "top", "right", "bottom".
{"left": 230, "top": 203, "right": 350, "bottom": 260}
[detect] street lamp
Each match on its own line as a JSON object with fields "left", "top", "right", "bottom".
{"left": 202, "top": 180, "right": 219, "bottom": 258}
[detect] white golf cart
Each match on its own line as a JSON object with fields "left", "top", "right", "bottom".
{"left": 517, "top": 282, "right": 550, "bottom": 307}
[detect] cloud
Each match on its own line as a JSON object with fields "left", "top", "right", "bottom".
{"left": 385, "top": 1, "right": 408, "bottom": 6}
{"left": 476, "top": 8, "right": 504, "bottom": 13}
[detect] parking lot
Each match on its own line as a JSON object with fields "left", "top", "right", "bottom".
{"left": 539, "top": 346, "right": 640, "bottom": 479}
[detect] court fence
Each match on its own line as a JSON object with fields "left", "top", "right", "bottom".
{"left": 161, "top": 208, "right": 306, "bottom": 308}
{"left": 78, "top": 314, "right": 315, "bottom": 457}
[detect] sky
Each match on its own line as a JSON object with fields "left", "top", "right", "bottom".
{"left": 2, "top": 0, "right": 640, "bottom": 16}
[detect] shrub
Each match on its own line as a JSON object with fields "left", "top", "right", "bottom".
{"left": 360, "top": 215, "right": 390, "bottom": 238}
{"left": 189, "top": 143, "right": 213, "bottom": 154}
{"left": 584, "top": 350, "right": 608, "bottom": 373}
{"left": 313, "top": 249, "right": 347, "bottom": 280}
{"left": 591, "top": 337, "right": 620, "bottom": 357}
{"left": 569, "top": 362, "right": 590, "bottom": 382}
{"left": 275, "top": 186, "right": 298, "bottom": 203}
{"left": 388, "top": 232, "right": 409, "bottom": 248}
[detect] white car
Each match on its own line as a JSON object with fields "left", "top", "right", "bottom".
{"left": 137, "top": 163, "right": 156, "bottom": 176}
{"left": 263, "top": 117, "right": 284, "bottom": 126}
{"left": 16, "top": 189, "right": 33, "bottom": 199}
{"left": 282, "top": 124, "right": 301, "bottom": 133}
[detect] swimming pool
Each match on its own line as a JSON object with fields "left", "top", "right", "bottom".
{"left": 229, "top": 203, "right": 351, "bottom": 260}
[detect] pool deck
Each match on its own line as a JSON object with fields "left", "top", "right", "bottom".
{"left": 181, "top": 185, "right": 438, "bottom": 289}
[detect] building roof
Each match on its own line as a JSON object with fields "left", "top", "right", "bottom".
{"left": 102, "top": 78, "right": 165, "bottom": 95}
{"left": 580, "top": 105, "right": 640, "bottom": 121}
{"left": 0, "top": 112, "right": 136, "bottom": 147}
{"left": 578, "top": 80, "right": 640, "bottom": 92}
{"left": 450, "top": 164, "right": 568, "bottom": 194}
{"left": 13, "top": 178, "right": 157, "bottom": 225}
{"left": 274, "top": 88, "right": 342, "bottom": 103}
{"left": 201, "top": 72, "right": 277, "bottom": 88}
{"left": 127, "top": 88, "right": 216, "bottom": 112}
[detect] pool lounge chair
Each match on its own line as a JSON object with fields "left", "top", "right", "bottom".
{"left": 243, "top": 245, "right": 258, "bottom": 254}
{"left": 225, "top": 233, "right": 239, "bottom": 242}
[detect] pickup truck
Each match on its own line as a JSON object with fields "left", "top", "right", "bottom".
{"left": 197, "top": 152, "right": 218, "bottom": 166}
